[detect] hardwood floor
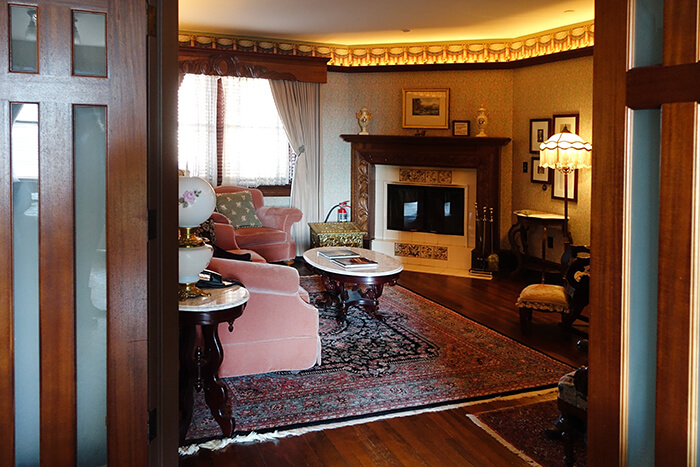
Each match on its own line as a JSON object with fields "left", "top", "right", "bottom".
{"left": 180, "top": 268, "right": 588, "bottom": 466}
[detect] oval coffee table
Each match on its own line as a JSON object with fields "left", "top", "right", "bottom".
{"left": 303, "top": 247, "right": 403, "bottom": 322}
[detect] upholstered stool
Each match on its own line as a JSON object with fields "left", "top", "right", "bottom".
{"left": 516, "top": 283, "right": 569, "bottom": 332}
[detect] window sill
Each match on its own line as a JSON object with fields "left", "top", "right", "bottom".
{"left": 257, "top": 185, "right": 291, "bottom": 197}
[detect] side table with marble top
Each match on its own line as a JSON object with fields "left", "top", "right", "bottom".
{"left": 178, "top": 285, "right": 249, "bottom": 444}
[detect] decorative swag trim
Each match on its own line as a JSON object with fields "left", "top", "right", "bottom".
{"left": 179, "top": 20, "right": 593, "bottom": 68}
{"left": 178, "top": 47, "right": 328, "bottom": 83}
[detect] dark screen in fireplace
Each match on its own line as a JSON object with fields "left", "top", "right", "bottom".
{"left": 386, "top": 184, "right": 465, "bottom": 236}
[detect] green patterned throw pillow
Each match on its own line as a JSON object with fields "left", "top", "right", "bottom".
{"left": 215, "top": 191, "right": 263, "bottom": 228}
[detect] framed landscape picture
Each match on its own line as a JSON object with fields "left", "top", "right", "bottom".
{"left": 553, "top": 113, "right": 579, "bottom": 134}
{"left": 402, "top": 88, "right": 450, "bottom": 129}
{"left": 552, "top": 169, "right": 578, "bottom": 201}
{"left": 529, "top": 118, "right": 551, "bottom": 153}
{"left": 531, "top": 157, "right": 551, "bottom": 183}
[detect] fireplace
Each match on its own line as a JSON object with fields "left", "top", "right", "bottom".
{"left": 373, "top": 165, "right": 476, "bottom": 272}
{"left": 386, "top": 183, "right": 465, "bottom": 236}
{"left": 341, "top": 134, "right": 511, "bottom": 274}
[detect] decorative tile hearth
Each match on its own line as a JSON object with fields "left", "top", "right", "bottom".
{"left": 394, "top": 243, "right": 448, "bottom": 261}
{"left": 398, "top": 169, "right": 452, "bottom": 185}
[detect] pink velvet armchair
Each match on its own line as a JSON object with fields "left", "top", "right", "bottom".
{"left": 212, "top": 185, "right": 302, "bottom": 263}
{"left": 207, "top": 257, "right": 321, "bottom": 377}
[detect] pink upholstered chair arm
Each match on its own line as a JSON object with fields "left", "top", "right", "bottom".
{"left": 209, "top": 257, "right": 302, "bottom": 295}
{"left": 210, "top": 212, "right": 230, "bottom": 224}
{"left": 212, "top": 222, "right": 240, "bottom": 250}
{"left": 256, "top": 206, "right": 303, "bottom": 233}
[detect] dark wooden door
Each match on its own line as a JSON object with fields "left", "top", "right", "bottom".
{"left": 0, "top": 1, "right": 158, "bottom": 464}
{"left": 591, "top": 0, "right": 700, "bottom": 464}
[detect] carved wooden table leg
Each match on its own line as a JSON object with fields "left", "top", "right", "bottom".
{"left": 178, "top": 324, "right": 196, "bottom": 444}
{"left": 359, "top": 283, "right": 385, "bottom": 320}
{"left": 200, "top": 323, "right": 234, "bottom": 437}
{"left": 508, "top": 219, "right": 526, "bottom": 276}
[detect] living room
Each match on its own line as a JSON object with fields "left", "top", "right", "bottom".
{"left": 175, "top": 3, "right": 595, "bottom": 465}
{"left": 5, "top": 1, "right": 696, "bottom": 465}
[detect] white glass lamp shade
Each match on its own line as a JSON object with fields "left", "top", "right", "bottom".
{"left": 539, "top": 131, "right": 592, "bottom": 172}
{"left": 178, "top": 176, "right": 216, "bottom": 228}
{"left": 178, "top": 244, "right": 213, "bottom": 284}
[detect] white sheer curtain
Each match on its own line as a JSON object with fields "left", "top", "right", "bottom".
{"left": 269, "top": 80, "right": 323, "bottom": 254}
{"left": 177, "top": 74, "right": 218, "bottom": 184}
{"left": 221, "top": 76, "right": 291, "bottom": 187}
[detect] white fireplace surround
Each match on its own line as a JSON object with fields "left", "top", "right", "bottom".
{"left": 371, "top": 165, "right": 479, "bottom": 277}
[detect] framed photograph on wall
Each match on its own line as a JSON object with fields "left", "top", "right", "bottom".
{"left": 553, "top": 113, "right": 579, "bottom": 134}
{"left": 402, "top": 88, "right": 450, "bottom": 129}
{"left": 531, "top": 157, "right": 551, "bottom": 183}
{"left": 452, "top": 120, "right": 470, "bottom": 136}
{"left": 529, "top": 118, "right": 551, "bottom": 153}
{"left": 552, "top": 169, "right": 578, "bottom": 201}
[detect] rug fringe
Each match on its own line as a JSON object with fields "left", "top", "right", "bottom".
{"left": 179, "top": 387, "right": 558, "bottom": 456}
{"left": 466, "top": 414, "right": 543, "bottom": 467}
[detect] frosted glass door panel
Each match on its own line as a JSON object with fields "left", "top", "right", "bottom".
{"left": 633, "top": 0, "right": 663, "bottom": 67}
{"left": 12, "top": 103, "right": 40, "bottom": 465}
{"left": 72, "top": 11, "right": 106, "bottom": 77}
{"left": 74, "top": 105, "right": 107, "bottom": 466}
{"left": 9, "top": 5, "right": 38, "bottom": 72}
{"left": 627, "top": 109, "right": 661, "bottom": 466}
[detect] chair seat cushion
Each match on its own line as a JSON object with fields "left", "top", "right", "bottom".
{"left": 516, "top": 283, "right": 570, "bottom": 312}
{"left": 558, "top": 370, "right": 588, "bottom": 410}
{"left": 235, "top": 226, "right": 288, "bottom": 247}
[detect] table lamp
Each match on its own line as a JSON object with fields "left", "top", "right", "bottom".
{"left": 178, "top": 176, "right": 216, "bottom": 300}
{"left": 539, "top": 128, "right": 592, "bottom": 246}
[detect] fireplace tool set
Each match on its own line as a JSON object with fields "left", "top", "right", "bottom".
{"left": 470, "top": 204, "right": 499, "bottom": 276}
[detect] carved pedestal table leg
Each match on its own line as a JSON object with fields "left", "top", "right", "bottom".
{"left": 200, "top": 323, "right": 234, "bottom": 437}
{"left": 178, "top": 325, "right": 196, "bottom": 444}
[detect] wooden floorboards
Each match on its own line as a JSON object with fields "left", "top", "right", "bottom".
{"left": 180, "top": 269, "right": 588, "bottom": 466}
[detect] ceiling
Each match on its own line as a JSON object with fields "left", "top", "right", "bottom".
{"left": 178, "top": 0, "right": 594, "bottom": 46}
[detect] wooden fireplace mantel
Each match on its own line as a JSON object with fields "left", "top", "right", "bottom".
{"left": 340, "top": 134, "right": 511, "bottom": 244}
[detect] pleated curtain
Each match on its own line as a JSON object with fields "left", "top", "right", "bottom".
{"left": 269, "top": 80, "right": 323, "bottom": 255}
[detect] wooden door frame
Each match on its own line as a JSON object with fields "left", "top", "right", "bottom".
{"left": 147, "top": 0, "right": 180, "bottom": 465}
{"left": 591, "top": 0, "right": 700, "bottom": 464}
{"left": 0, "top": 1, "right": 178, "bottom": 464}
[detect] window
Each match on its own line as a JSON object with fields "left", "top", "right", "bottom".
{"left": 178, "top": 74, "right": 294, "bottom": 189}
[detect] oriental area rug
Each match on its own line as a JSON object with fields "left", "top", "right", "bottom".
{"left": 468, "top": 398, "right": 587, "bottom": 466}
{"left": 183, "top": 276, "right": 572, "bottom": 447}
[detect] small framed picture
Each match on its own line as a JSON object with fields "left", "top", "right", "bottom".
{"left": 531, "top": 157, "right": 551, "bottom": 183}
{"left": 452, "top": 120, "right": 470, "bottom": 136}
{"left": 553, "top": 113, "right": 579, "bottom": 134}
{"left": 402, "top": 88, "right": 450, "bottom": 129}
{"left": 552, "top": 169, "right": 578, "bottom": 201}
{"left": 529, "top": 118, "right": 551, "bottom": 153}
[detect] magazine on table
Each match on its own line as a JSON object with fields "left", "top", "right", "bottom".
{"left": 318, "top": 248, "right": 361, "bottom": 259}
{"left": 331, "top": 256, "right": 378, "bottom": 269}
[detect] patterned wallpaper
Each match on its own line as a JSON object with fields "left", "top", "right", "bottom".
{"left": 321, "top": 56, "right": 593, "bottom": 251}
{"left": 512, "top": 56, "right": 593, "bottom": 255}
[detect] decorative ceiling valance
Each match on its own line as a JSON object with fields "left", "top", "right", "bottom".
{"left": 179, "top": 20, "right": 593, "bottom": 68}
{"left": 178, "top": 47, "right": 329, "bottom": 83}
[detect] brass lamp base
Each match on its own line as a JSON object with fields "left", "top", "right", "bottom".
{"left": 179, "top": 227, "right": 206, "bottom": 248}
{"left": 178, "top": 282, "right": 211, "bottom": 301}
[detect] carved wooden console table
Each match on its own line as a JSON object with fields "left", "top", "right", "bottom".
{"left": 340, "top": 135, "right": 511, "bottom": 252}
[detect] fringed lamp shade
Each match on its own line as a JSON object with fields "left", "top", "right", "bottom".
{"left": 539, "top": 130, "right": 592, "bottom": 173}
